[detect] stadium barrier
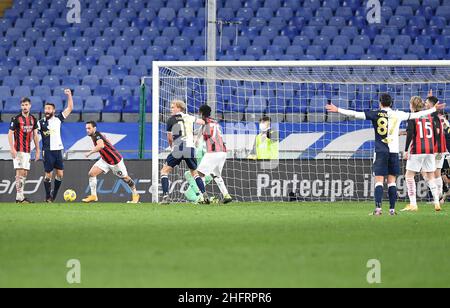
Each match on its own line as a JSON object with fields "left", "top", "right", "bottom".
{"left": 0, "top": 160, "right": 430, "bottom": 203}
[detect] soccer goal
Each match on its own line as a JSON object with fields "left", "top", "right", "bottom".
{"left": 150, "top": 61, "right": 450, "bottom": 203}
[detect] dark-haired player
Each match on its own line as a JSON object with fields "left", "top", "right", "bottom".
{"left": 8, "top": 97, "right": 40, "bottom": 204}
{"left": 327, "top": 93, "right": 445, "bottom": 216}
{"left": 425, "top": 90, "right": 449, "bottom": 200}
{"left": 37, "top": 89, "right": 73, "bottom": 202}
{"left": 196, "top": 104, "right": 232, "bottom": 204}
{"left": 82, "top": 121, "right": 140, "bottom": 204}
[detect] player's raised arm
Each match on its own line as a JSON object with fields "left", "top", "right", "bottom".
{"left": 62, "top": 89, "right": 74, "bottom": 118}
{"left": 408, "top": 102, "right": 446, "bottom": 120}
{"left": 326, "top": 103, "right": 367, "bottom": 120}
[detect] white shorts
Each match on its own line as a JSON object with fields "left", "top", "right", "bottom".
{"left": 435, "top": 153, "right": 449, "bottom": 169}
{"left": 94, "top": 159, "right": 128, "bottom": 178}
{"left": 13, "top": 152, "right": 31, "bottom": 170}
{"left": 197, "top": 152, "right": 227, "bottom": 177}
{"left": 406, "top": 154, "right": 436, "bottom": 173}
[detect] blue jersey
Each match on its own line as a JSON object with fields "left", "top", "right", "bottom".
{"left": 38, "top": 114, "right": 66, "bottom": 151}
{"left": 364, "top": 109, "right": 411, "bottom": 154}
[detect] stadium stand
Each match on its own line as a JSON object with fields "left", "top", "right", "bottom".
{"left": 0, "top": 0, "right": 449, "bottom": 122}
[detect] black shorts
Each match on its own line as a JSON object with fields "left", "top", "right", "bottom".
{"left": 43, "top": 150, "right": 64, "bottom": 173}
{"left": 166, "top": 145, "right": 197, "bottom": 170}
{"left": 373, "top": 152, "right": 400, "bottom": 177}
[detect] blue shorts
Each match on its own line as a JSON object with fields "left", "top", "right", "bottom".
{"left": 373, "top": 152, "right": 400, "bottom": 176}
{"left": 166, "top": 145, "right": 197, "bottom": 170}
{"left": 43, "top": 150, "right": 64, "bottom": 173}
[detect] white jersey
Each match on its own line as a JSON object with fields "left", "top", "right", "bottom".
{"left": 166, "top": 112, "right": 196, "bottom": 148}
{"left": 37, "top": 114, "right": 66, "bottom": 151}
{"left": 339, "top": 107, "right": 438, "bottom": 154}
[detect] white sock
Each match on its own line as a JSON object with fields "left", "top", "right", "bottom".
{"left": 89, "top": 177, "right": 97, "bottom": 196}
{"left": 436, "top": 176, "right": 443, "bottom": 198}
{"left": 427, "top": 178, "right": 440, "bottom": 205}
{"left": 16, "top": 176, "right": 25, "bottom": 201}
{"left": 214, "top": 176, "right": 230, "bottom": 197}
{"left": 406, "top": 177, "right": 417, "bottom": 206}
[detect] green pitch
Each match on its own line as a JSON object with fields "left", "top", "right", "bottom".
{"left": 0, "top": 202, "right": 449, "bottom": 288}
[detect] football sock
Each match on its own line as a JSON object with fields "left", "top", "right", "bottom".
{"left": 194, "top": 175, "right": 206, "bottom": 194}
{"left": 125, "top": 178, "right": 137, "bottom": 194}
{"left": 44, "top": 177, "right": 52, "bottom": 199}
{"left": 436, "top": 176, "right": 443, "bottom": 198}
{"left": 427, "top": 178, "right": 440, "bottom": 205}
{"left": 214, "top": 176, "right": 230, "bottom": 197}
{"left": 53, "top": 176, "right": 63, "bottom": 200}
{"left": 406, "top": 177, "right": 417, "bottom": 206}
{"left": 375, "top": 182, "right": 384, "bottom": 209}
{"left": 16, "top": 175, "right": 25, "bottom": 201}
{"left": 89, "top": 176, "right": 97, "bottom": 196}
{"left": 161, "top": 175, "right": 169, "bottom": 195}
{"left": 388, "top": 183, "right": 397, "bottom": 210}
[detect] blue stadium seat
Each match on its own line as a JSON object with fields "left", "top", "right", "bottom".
{"left": 0, "top": 86, "right": 11, "bottom": 99}
{"left": 246, "top": 46, "right": 264, "bottom": 58}
{"left": 158, "top": 7, "right": 176, "bottom": 21}
{"left": 14, "top": 86, "right": 32, "bottom": 97}
{"left": 19, "top": 56, "right": 37, "bottom": 69}
{"left": 104, "top": 96, "right": 124, "bottom": 113}
{"left": 94, "top": 86, "right": 112, "bottom": 100}
{"left": 74, "top": 86, "right": 92, "bottom": 98}
{"left": 126, "top": 46, "right": 144, "bottom": 58}
{"left": 106, "top": 46, "right": 124, "bottom": 59}
{"left": 84, "top": 96, "right": 103, "bottom": 112}
{"left": 42, "top": 76, "right": 61, "bottom": 88}
{"left": 23, "top": 76, "right": 40, "bottom": 88}
{"left": 313, "top": 36, "right": 331, "bottom": 50}
{"left": 123, "top": 27, "right": 140, "bottom": 39}
{"left": 28, "top": 47, "right": 46, "bottom": 60}
{"left": 102, "top": 75, "right": 121, "bottom": 88}
{"left": 272, "top": 36, "right": 290, "bottom": 51}
{"left": 147, "top": 46, "right": 165, "bottom": 58}
{"left": 436, "top": 6, "right": 450, "bottom": 19}
{"left": 45, "top": 96, "right": 64, "bottom": 111}
{"left": 82, "top": 75, "right": 100, "bottom": 88}
{"left": 236, "top": 7, "right": 255, "bottom": 21}
{"left": 306, "top": 46, "right": 324, "bottom": 59}
{"left": 252, "top": 36, "right": 271, "bottom": 48}
{"left": 4, "top": 97, "right": 22, "bottom": 113}
{"left": 119, "top": 56, "right": 136, "bottom": 70}
{"left": 114, "top": 86, "right": 132, "bottom": 98}
{"left": 11, "top": 66, "right": 28, "bottom": 79}
{"left": 328, "top": 17, "right": 346, "bottom": 28}
{"left": 99, "top": 56, "right": 116, "bottom": 68}
{"left": 321, "top": 26, "right": 339, "bottom": 38}
{"left": 59, "top": 56, "right": 77, "bottom": 68}
{"left": 389, "top": 15, "right": 406, "bottom": 28}
{"left": 30, "top": 97, "right": 43, "bottom": 113}
{"left": 123, "top": 76, "right": 140, "bottom": 88}
{"left": 309, "top": 17, "right": 327, "bottom": 27}
{"left": 153, "top": 36, "right": 171, "bottom": 49}
{"left": 67, "top": 47, "right": 86, "bottom": 59}
{"left": 430, "top": 17, "right": 447, "bottom": 30}
{"left": 120, "top": 8, "right": 137, "bottom": 21}
{"left": 111, "top": 65, "right": 129, "bottom": 78}
{"left": 33, "top": 85, "right": 52, "bottom": 98}
{"left": 85, "top": 47, "right": 103, "bottom": 59}
{"left": 61, "top": 76, "right": 79, "bottom": 89}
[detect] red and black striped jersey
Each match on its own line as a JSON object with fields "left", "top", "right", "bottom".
{"left": 91, "top": 131, "right": 123, "bottom": 165}
{"left": 405, "top": 115, "right": 436, "bottom": 155}
{"left": 9, "top": 114, "right": 38, "bottom": 153}
{"left": 433, "top": 112, "right": 448, "bottom": 153}
{"left": 202, "top": 118, "right": 227, "bottom": 153}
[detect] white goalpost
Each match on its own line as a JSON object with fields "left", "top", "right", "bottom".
{"left": 151, "top": 60, "right": 450, "bottom": 203}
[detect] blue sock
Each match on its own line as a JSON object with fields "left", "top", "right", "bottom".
{"left": 388, "top": 184, "right": 397, "bottom": 210}
{"left": 375, "top": 184, "right": 384, "bottom": 209}
{"left": 194, "top": 176, "right": 206, "bottom": 194}
{"left": 161, "top": 176, "right": 169, "bottom": 194}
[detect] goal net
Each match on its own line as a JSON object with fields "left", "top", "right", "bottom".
{"left": 151, "top": 61, "right": 450, "bottom": 203}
